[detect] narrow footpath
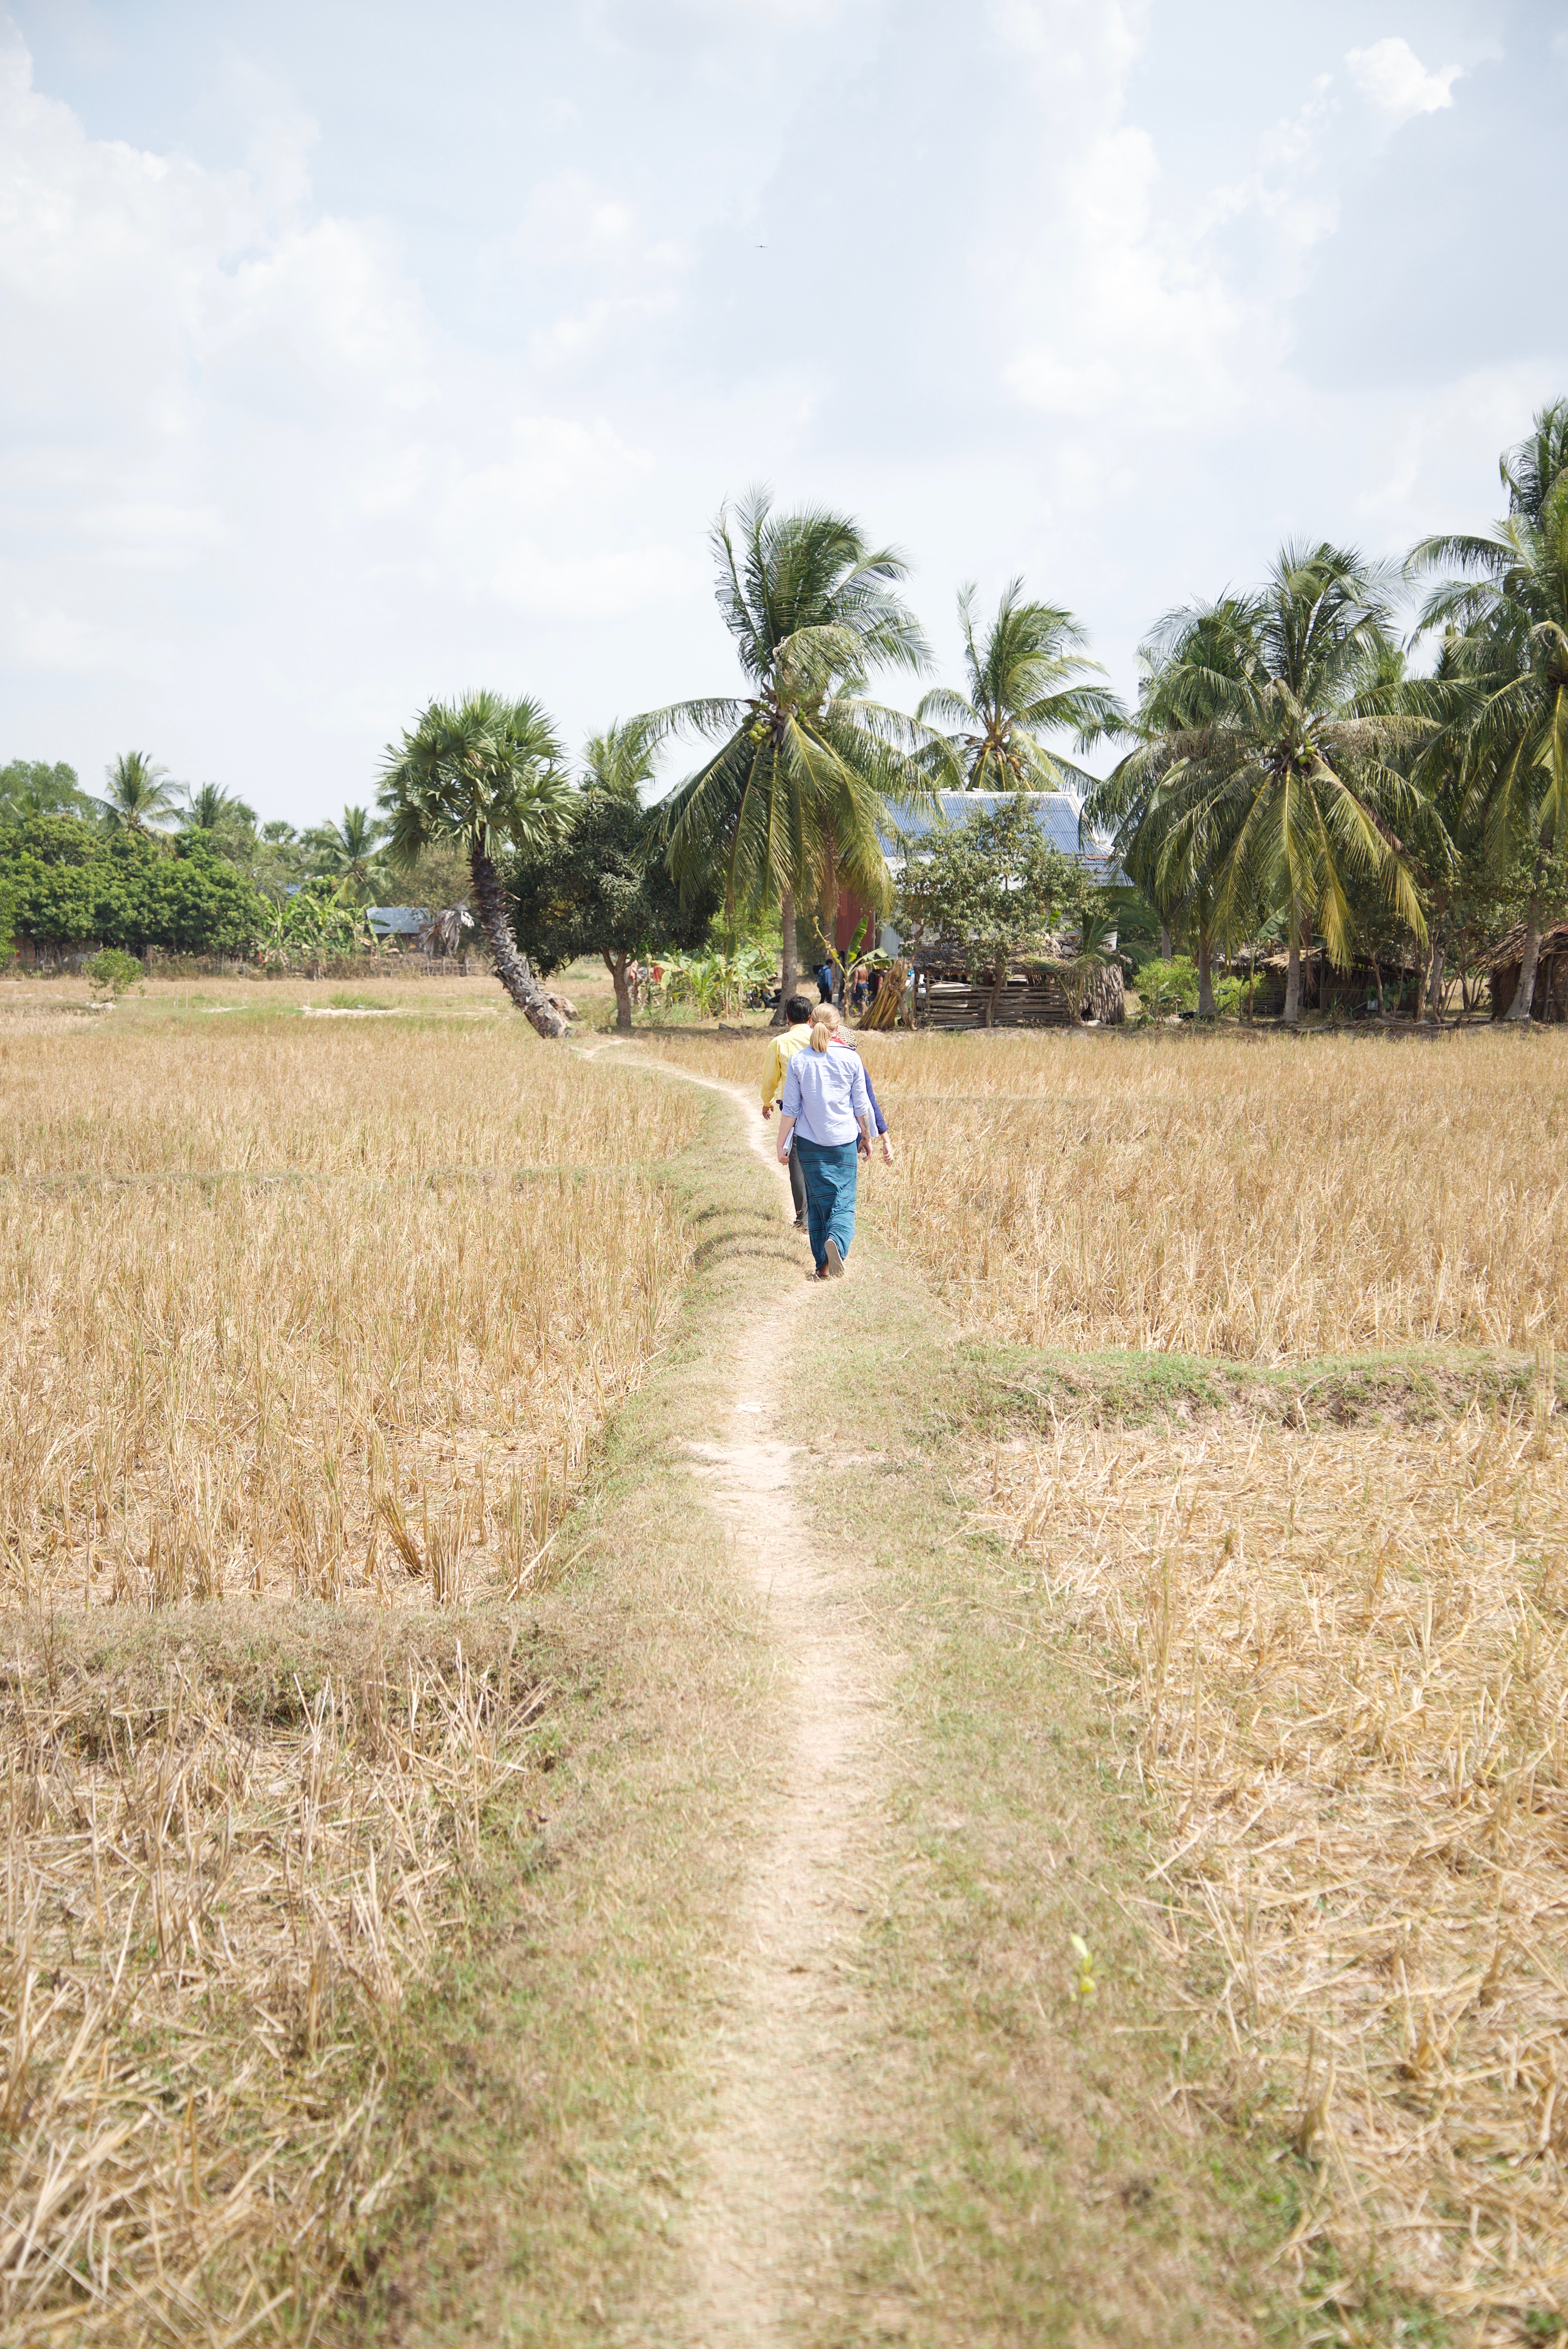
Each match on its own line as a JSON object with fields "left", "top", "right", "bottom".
{"left": 608, "top": 1050, "right": 897, "bottom": 2344}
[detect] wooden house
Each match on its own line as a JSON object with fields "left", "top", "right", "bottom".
{"left": 1481, "top": 920, "right": 1568, "bottom": 1021}
{"left": 1245, "top": 945, "right": 1420, "bottom": 1018}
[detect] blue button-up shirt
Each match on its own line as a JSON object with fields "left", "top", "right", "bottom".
{"left": 780, "top": 1041, "right": 871, "bottom": 1146}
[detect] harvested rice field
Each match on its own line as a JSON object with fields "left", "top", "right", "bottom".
{"left": 0, "top": 987, "right": 700, "bottom": 2344}
{"left": 986, "top": 1395, "right": 1568, "bottom": 2333}
{"left": 2, "top": 998, "right": 700, "bottom": 1609}
{"left": 7, "top": 994, "right": 1568, "bottom": 2347}
{"left": 639, "top": 1025, "right": 1568, "bottom": 1355}
{"left": 639, "top": 1017, "right": 1568, "bottom": 2342}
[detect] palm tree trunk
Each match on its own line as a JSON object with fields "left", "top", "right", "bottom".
{"left": 1420, "top": 917, "right": 1447, "bottom": 1024}
{"left": 605, "top": 951, "right": 633, "bottom": 1033}
{"left": 1283, "top": 918, "right": 1302, "bottom": 1027}
{"left": 776, "top": 885, "right": 799, "bottom": 1027}
{"left": 1507, "top": 869, "right": 1545, "bottom": 1021}
{"left": 1196, "top": 928, "right": 1215, "bottom": 1018}
{"left": 1159, "top": 922, "right": 1173, "bottom": 959}
{"left": 818, "top": 838, "right": 840, "bottom": 1001}
{"left": 985, "top": 963, "right": 1008, "bottom": 1028}
{"left": 469, "top": 844, "right": 569, "bottom": 1037}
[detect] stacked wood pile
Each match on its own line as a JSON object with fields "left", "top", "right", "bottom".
{"left": 907, "top": 946, "right": 1124, "bottom": 1028}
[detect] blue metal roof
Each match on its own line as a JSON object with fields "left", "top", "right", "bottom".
{"left": 881, "top": 791, "right": 1112, "bottom": 872}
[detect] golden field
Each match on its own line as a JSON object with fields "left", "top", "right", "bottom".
{"left": 0, "top": 987, "right": 700, "bottom": 2344}
{"left": 874, "top": 1026, "right": 1568, "bottom": 1358}
{"left": 642, "top": 1023, "right": 1568, "bottom": 1356}
{"left": 989, "top": 1394, "right": 1567, "bottom": 2335}
{"left": 7, "top": 994, "right": 1568, "bottom": 2343}
{"left": 643, "top": 1019, "right": 1568, "bottom": 2339}
{"left": 2, "top": 995, "right": 700, "bottom": 1608}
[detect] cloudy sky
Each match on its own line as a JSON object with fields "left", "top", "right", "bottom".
{"left": 2, "top": 0, "right": 1563, "bottom": 824}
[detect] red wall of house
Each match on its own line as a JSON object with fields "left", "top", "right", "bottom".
{"left": 833, "top": 894, "right": 878, "bottom": 956}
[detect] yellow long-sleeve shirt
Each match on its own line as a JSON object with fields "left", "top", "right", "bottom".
{"left": 760, "top": 1026, "right": 812, "bottom": 1109}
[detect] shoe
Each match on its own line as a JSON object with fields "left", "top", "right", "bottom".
{"left": 823, "top": 1238, "right": 845, "bottom": 1278}
{"left": 792, "top": 1215, "right": 806, "bottom": 1229}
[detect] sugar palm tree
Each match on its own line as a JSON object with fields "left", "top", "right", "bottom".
{"left": 379, "top": 692, "right": 576, "bottom": 1036}
{"left": 98, "top": 751, "right": 178, "bottom": 833}
{"left": 1109, "top": 549, "right": 1433, "bottom": 1023}
{"left": 1408, "top": 401, "right": 1568, "bottom": 1021}
{"left": 641, "top": 490, "right": 935, "bottom": 1006}
{"left": 918, "top": 579, "right": 1123, "bottom": 793}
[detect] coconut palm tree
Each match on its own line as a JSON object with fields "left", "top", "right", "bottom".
{"left": 314, "top": 805, "right": 389, "bottom": 900}
{"left": 378, "top": 692, "right": 576, "bottom": 1037}
{"left": 918, "top": 579, "right": 1124, "bottom": 794}
{"left": 641, "top": 490, "right": 935, "bottom": 1007}
{"left": 1084, "top": 601, "right": 1260, "bottom": 1015}
{"left": 1408, "top": 403, "right": 1568, "bottom": 1021}
{"left": 178, "top": 783, "right": 258, "bottom": 863}
{"left": 582, "top": 718, "right": 657, "bottom": 802}
{"left": 98, "top": 751, "right": 178, "bottom": 833}
{"left": 1107, "top": 549, "right": 1432, "bottom": 1023}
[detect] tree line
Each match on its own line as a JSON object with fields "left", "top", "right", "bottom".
{"left": 5, "top": 399, "right": 1564, "bottom": 1028}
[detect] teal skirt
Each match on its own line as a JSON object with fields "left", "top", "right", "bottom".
{"left": 793, "top": 1137, "right": 859, "bottom": 1271}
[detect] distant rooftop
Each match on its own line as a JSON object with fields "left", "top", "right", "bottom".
{"left": 881, "top": 791, "right": 1115, "bottom": 876}
{"left": 365, "top": 905, "right": 427, "bottom": 936}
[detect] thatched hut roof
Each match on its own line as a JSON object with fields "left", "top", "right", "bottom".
{"left": 1477, "top": 918, "right": 1568, "bottom": 973}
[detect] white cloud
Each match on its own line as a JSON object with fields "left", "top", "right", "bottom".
{"left": 1345, "top": 37, "right": 1461, "bottom": 125}
{"left": 991, "top": 5, "right": 1271, "bottom": 436}
{"left": 0, "top": 24, "right": 692, "bottom": 807}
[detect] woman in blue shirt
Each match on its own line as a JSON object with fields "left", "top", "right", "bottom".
{"left": 776, "top": 1007, "right": 875, "bottom": 1278}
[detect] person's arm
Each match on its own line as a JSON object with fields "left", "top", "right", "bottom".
{"left": 847, "top": 1054, "right": 874, "bottom": 1145}
{"left": 760, "top": 1037, "right": 782, "bottom": 1116}
{"left": 861, "top": 1062, "right": 893, "bottom": 1160}
{"left": 779, "top": 1055, "right": 804, "bottom": 1158}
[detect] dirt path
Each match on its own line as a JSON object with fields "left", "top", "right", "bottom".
{"left": 599, "top": 1044, "right": 894, "bottom": 2345}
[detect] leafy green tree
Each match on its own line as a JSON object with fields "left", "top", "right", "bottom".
{"left": 508, "top": 778, "right": 720, "bottom": 1031}
{"left": 917, "top": 579, "right": 1123, "bottom": 792}
{"left": 0, "top": 760, "right": 92, "bottom": 820}
{"left": 378, "top": 691, "right": 576, "bottom": 1036}
{"left": 97, "top": 751, "right": 179, "bottom": 833}
{"left": 1409, "top": 400, "right": 1568, "bottom": 1020}
{"left": 0, "top": 817, "right": 267, "bottom": 951}
{"left": 891, "top": 795, "right": 1096, "bottom": 1027}
{"left": 643, "top": 491, "right": 935, "bottom": 1009}
{"left": 245, "top": 820, "right": 310, "bottom": 903}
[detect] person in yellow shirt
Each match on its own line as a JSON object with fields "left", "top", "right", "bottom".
{"left": 760, "top": 994, "right": 814, "bottom": 1228}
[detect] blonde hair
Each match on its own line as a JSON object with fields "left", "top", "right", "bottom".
{"left": 808, "top": 1002, "right": 842, "bottom": 1052}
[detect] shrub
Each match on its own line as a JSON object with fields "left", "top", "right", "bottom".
{"left": 1133, "top": 955, "right": 1199, "bottom": 1017}
{"left": 86, "top": 947, "right": 144, "bottom": 996}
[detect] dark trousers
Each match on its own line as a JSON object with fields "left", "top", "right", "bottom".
{"left": 786, "top": 1140, "right": 807, "bottom": 1222}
